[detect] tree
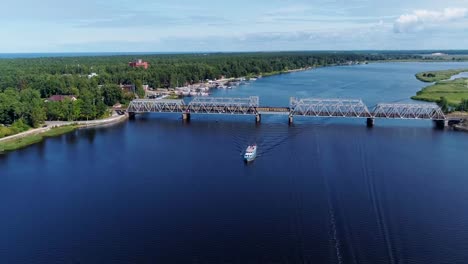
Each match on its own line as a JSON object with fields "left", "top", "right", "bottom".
{"left": 79, "top": 90, "right": 96, "bottom": 120}
{"left": 19, "top": 88, "right": 46, "bottom": 127}
{"left": 438, "top": 97, "right": 450, "bottom": 113}
{"left": 62, "top": 98, "right": 81, "bottom": 121}
{"left": 45, "top": 101, "right": 65, "bottom": 121}
{"left": 0, "top": 88, "right": 21, "bottom": 124}
{"left": 101, "top": 84, "right": 123, "bottom": 106}
{"left": 457, "top": 99, "right": 468, "bottom": 112}
{"left": 134, "top": 79, "right": 145, "bottom": 98}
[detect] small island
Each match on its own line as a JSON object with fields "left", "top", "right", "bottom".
{"left": 412, "top": 69, "right": 468, "bottom": 131}
{"left": 415, "top": 69, "right": 468, "bottom": 82}
{"left": 412, "top": 69, "right": 468, "bottom": 109}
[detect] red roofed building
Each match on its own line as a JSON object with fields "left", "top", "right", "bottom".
{"left": 129, "top": 59, "right": 149, "bottom": 69}
{"left": 46, "top": 95, "right": 77, "bottom": 102}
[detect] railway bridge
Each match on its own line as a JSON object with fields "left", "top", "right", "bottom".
{"left": 127, "top": 96, "right": 449, "bottom": 127}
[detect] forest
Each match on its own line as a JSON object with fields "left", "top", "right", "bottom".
{"left": 0, "top": 51, "right": 423, "bottom": 137}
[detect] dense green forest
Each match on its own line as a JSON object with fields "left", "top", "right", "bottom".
{"left": 0, "top": 51, "right": 423, "bottom": 137}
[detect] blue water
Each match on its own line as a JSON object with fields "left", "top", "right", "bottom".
{"left": 1, "top": 62, "right": 468, "bottom": 263}
{"left": 448, "top": 72, "right": 468, "bottom": 80}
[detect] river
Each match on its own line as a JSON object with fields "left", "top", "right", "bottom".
{"left": 1, "top": 62, "right": 468, "bottom": 263}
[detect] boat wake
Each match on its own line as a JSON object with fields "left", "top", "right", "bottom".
{"left": 232, "top": 124, "right": 304, "bottom": 159}
{"left": 358, "top": 140, "right": 397, "bottom": 264}
{"left": 312, "top": 133, "right": 343, "bottom": 264}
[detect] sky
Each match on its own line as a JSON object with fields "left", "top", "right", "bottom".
{"left": 1, "top": 0, "right": 468, "bottom": 52}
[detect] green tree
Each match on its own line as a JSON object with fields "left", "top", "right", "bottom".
{"left": 79, "top": 90, "right": 96, "bottom": 120}
{"left": 45, "top": 101, "right": 65, "bottom": 121}
{"left": 457, "top": 99, "right": 468, "bottom": 112}
{"left": 19, "top": 88, "right": 46, "bottom": 127}
{"left": 438, "top": 97, "right": 450, "bottom": 113}
{"left": 134, "top": 79, "right": 145, "bottom": 98}
{"left": 61, "top": 98, "right": 82, "bottom": 121}
{"left": 0, "top": 88, "right": 21, "bottom": 124}
{"left": 102, "top": 84, "right": 123, "bottom": 106}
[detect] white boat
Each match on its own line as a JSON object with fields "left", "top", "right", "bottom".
{"left": 244, "top": 144, "right": 257, "bottom": 162}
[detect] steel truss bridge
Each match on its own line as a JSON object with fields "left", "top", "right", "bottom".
{"left": 127, "top": 96, "right": 447, "bottom": 125}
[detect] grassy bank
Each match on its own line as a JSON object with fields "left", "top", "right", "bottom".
{"left": 412, "top": 78, "right": 468, "bottom": 105}
{"left": 0, "top": 125, "right": 78, "bottom": 152}
{"left": 415, "top": 69, "right": 468, "bottom": 82}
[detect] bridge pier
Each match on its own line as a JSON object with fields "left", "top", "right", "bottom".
{"left": 182, "top": 112, "right": 191, "bottom": 122}
{"left": 128, "top": 112, "right": 136, "bottom": 119}
{"left": 366, "top": 118, "right": 374, "bottom": 127}
{"left": 255, "top": 113, "right": 261, "bottom": 123}
{"left": 434, "top": 119, "right": 448, "bottom": 128}
{"left": 288, "top": 115, "right": 294, "bottom": 125}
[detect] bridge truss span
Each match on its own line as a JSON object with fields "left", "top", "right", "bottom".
{"left": 188, "top": 96, "right": 259, "bottom": 115}
{"left": 127, "top": 99, "right": 186, "bottom": 113}
{"left": 126, "top": 97, "right": 448, "bottom": 126}
{"left": 372, "top": 103, "right": 446, "bottom": 120}
{"left": 290, "top": 98, "right": 372, "bottom": 118}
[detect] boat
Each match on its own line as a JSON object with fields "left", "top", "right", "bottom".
{"left": 244, "top": 144, "right": 257, "bottom": 162}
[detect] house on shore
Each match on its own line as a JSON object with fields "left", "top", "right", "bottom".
{"left": 45, "top": 95, "right": 77, "bottom": 102}
{"left": 120, "top": 84, "right": 136, "bottom": 93}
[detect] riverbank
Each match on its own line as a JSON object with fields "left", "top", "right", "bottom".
{"left": 454, "top": 122, "right": 468, "bottom": 132}
{"left": 447, "top": 112, "right": 468, "bottom": 132}
{"left": 0, "top": 125, "right": 78, "bottom": 152}
{"left": 151, "top": 66, "right": 317, "bottom": 99}
{"left": 411, "top": 69, "right": 468, "bottom": 106}
{"left": 0, "top": 113, "right": 128, "bottom": 153}
{"left": 415, "top": 69, "right": 468, "bottom": 82}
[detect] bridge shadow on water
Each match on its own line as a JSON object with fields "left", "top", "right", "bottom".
{"left": 127, "top": 112, "right": 442, "bottom": 164}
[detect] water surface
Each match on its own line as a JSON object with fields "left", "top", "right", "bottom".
{"left": 448, "top": 71, "right": 468, "bottom": 80}
{"left": 1, "top": 62, "right": 468, "bottom": 263}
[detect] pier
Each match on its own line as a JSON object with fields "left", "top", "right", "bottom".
{"left": 127, "top": 96, "right": 450, "bottom": 126}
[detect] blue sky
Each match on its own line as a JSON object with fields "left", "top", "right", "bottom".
{"left": 1, "top": 0, "right": 468, "bottom": 52}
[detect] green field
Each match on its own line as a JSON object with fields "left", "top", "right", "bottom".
{"left": 0, "top": 125, "right": 77, "bottom": 152}
{"left": 415, "top": 69, "right": 468, "bottom": 82}
{"left": 412, "top": 78, "right": 468, "bottom": 105}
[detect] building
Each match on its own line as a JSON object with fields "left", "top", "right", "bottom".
{"left": 45, "top": 95, "right": 77, "bottom": 102}
{"left": 128, "top": 59, "right": 149, "bottom": 69}
{"left": 87, "top": 73, "right": 98, "bottom": 79}
{"left": 112, "top": 103, "right": 123, "bottom": 109}
{"left": 120, "top": 84, "right": 136, "bottom": 93}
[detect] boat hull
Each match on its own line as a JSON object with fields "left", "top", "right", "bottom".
{"left": 244, "top": 145, "right": 257, "bottom": 162}
{"left": 243, "top": 151, "right": 257, "bottom": 162}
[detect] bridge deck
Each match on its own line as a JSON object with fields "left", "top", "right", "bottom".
{"left": 127, "top": 97, "right": 448, "bottom": 121}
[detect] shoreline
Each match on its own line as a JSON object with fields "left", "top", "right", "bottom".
{"left": 454, "top": 124, "right": 468, "bottom": 132}
{"left": 0, "top": 113, "right": 128, "bottom": 153}
{"left": 3, "top": 60, "right": 468, "bottom": 153}
{"left": 152, "top": 60, "right": 468, "bottom": 100}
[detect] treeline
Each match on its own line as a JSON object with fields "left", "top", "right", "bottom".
{"left": 0, "top": 52, "right": 422, "bottom": 135}
{"left": 0, "top": 52, "right": 422, "bottom": 92}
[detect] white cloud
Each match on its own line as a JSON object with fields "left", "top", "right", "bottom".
{"left": 394, "top": 7, "right": 468, "bottom": 33}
